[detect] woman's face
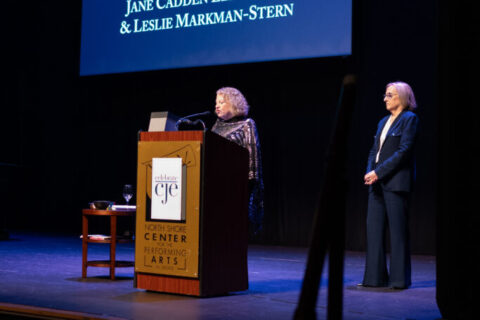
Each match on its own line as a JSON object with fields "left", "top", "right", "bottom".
{"left": 384, "top": 85, "right": 403, "bottom": 114}
{"left": 215, "top": 94, "right": 234, "bottom": 120}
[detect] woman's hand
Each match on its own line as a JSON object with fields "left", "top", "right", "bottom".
{"left": 364, "top": 171, "right": 378, "bottom": 185}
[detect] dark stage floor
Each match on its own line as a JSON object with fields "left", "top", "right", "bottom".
{"left": 0, "top": 232, "right": 441, "bottom": 319}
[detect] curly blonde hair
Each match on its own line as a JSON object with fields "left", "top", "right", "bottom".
{"left": 216, "top": 87, "right": 250, "bottom": 117}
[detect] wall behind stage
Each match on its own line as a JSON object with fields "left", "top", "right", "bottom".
{"left": 3, "top": 0, "right": 437, "bottom": 254}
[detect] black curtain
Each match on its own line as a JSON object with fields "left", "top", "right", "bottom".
{"left": 3, "top": 0, "right": 440, "bottom": 256}
{"left": 436, "top": 1, "right": 475, "bottom": 319}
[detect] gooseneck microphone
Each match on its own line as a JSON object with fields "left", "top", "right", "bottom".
{"left": 175, "top": 111, "right": 212, "bottom": 130}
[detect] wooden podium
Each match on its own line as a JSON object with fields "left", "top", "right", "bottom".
{"left": 134, "top": 130, "right": 249, "bottom": 296}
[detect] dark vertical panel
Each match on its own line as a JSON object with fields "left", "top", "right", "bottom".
{"left": 436, "top": 1, "right": 475, "bottom": 319}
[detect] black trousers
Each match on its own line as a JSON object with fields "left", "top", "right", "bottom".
{"left": 362, "top": 184, "right": 412, "bottom": 288}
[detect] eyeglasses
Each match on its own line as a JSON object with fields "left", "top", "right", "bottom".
{"left": 383, "top": 93, "right": 397, "bottom": 99}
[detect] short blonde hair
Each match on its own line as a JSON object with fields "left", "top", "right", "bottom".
{"left": 216, "top": 87, "right": 250, "bottom": 117}
{"left": 387, "top": 81, "right": 417, "bottom": 111}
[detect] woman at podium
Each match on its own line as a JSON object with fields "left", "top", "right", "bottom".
{"left": 211, "top": 87, "right": 264, "bottom": 237}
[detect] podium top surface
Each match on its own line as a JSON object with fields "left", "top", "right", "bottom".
{"left": 140, "top": 131, "right": 204, "bottom": 142}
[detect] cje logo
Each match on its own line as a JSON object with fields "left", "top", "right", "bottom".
{"left": 154, "top": 174, "right": 179, "bottom": 205}
{"left": 151, "top": 158, "right": 184, "bottom": 221}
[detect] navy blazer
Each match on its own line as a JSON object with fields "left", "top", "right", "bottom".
{"left": 367, "top": 110, "right": 419, "bottom": 192}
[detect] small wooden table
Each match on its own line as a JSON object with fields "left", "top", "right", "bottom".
{"left": 82, "top": 208, "right": 135, "bottom": 280}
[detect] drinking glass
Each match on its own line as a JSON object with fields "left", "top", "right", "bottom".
{"left": 123, "top": 184, "right": 134, "bottom": 205}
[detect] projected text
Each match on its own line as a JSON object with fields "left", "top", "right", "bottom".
{"left": 121, "top": 2, "right": 295, "bottom": 34}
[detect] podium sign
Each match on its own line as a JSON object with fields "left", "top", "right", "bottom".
{"left": 151, "top": 158, "right": 185, "bottom": 221}
{"left": 135, "top": 140, "right": 201, "bottom": 278}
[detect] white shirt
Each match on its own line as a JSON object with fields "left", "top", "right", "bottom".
{"left": 376, "top": 116, "right": 394, "bottom": 163}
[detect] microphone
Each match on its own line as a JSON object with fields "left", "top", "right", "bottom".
{"left": 175, "top": 111, "right": 212, "bottom": 130}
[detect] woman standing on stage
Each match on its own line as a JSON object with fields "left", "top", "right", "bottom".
{"left": 211, "top": 87, "right": 264, "bottom": 237}
{"left": 360, "top": 81, "right": 419, "bottom": 289}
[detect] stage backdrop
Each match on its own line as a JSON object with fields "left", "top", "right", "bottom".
{"left": 4, "top": 0, "right": 437, "bottom": 255}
